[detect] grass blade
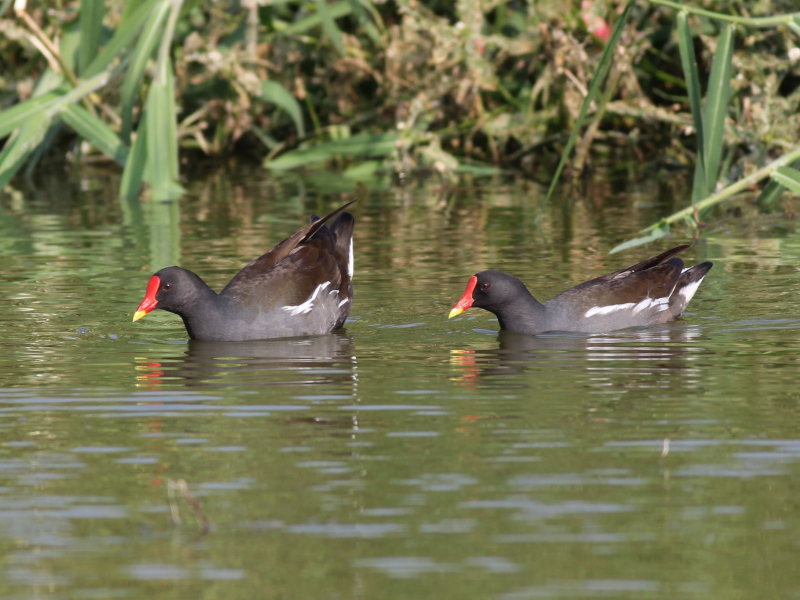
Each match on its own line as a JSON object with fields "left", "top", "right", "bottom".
{"left": 771, "top": 166, "right": 800, "bottom": 195}
{"left": 84, "top": 0, "right": 160, "bottom": 78}
{"left": 317, "top": 0, "right": 346, "bottom": 56}
{"left": 265, "top": 132, "right": 398, "bottom": 170}
{"left": 61, "top": 104, "right": 129, "bottom": 165}
{"left": 676, "top": 11, "right": 706, "bottom": 203}
{"left": 282, "top": 1, "right": 351, "bottom": 36}
{"left": 120, "top": 124, "right": 148, "bottom": 200}
{"left": 0, "top": 90, "right": 65, "bottom": 138}
{"left": 609, "top": 223, "right": 670, "bottom": 254}
{"left": 78, "top": 0, "right": 105, "bottom": 75}
{"left": 145, "top": 0, "right": 184, "bottom": 200}
{"left": 702, "top": 23, "right": 734, "bottom": 195}
{"left": 260, "top": 80, "right": 306, "bottom": 136}
{"left": 0, "top": 112, "right": 52, "bottom": 188}
{"left": 789, "top": 17, "right": 800, "bottom": 37}
{"left": 757, "top": 159, "right": 800, "bottom": 209}
{"left": 121, "top": 0, "right": 171, "bottom": 144}
{"left": 540, "top": 0, "right": 635, "bottom": 210}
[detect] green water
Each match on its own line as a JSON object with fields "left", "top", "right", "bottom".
{"left": 1, "top": 167, "right": 800, "bottom": 598}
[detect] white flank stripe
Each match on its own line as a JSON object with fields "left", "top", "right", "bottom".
{"left": 585, "top": 302, "right": 635, "bottom": 318}
{"left": 347, "top": 237, "right": 354, "bottom": 278}
{"left": 338, "top": 298, "right": 349, "bottom": 308}
{"left": 679, "top": 278, "right": 704, "bottom": 302}
{"left": 632, "top": 296, "right": 670, "bottom": 314}
{"left": 282, "top": 281, "right": 331, "bottom": 316}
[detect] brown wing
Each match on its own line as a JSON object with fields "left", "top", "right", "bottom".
{"left": 594, "top": 245, "right": 690, "bottom": 282}
{"left": 222, "top": 239, "right": 342, "bottom": 313}
{"left": 220, "top": 199, "right": 357, "bottom": 295}
{"left": 552, "top": 259, "right": 684, "bottom": 309}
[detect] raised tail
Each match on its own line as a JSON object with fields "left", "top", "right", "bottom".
{"left": 665, "top": 261, "right": 713, "bottom": 321}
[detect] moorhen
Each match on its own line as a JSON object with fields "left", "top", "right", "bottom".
{"left": 133, "top": 201, "right": 356, "bottom": 341}
{"left": 449, "top": 245, "right": 712, "bottom": 334}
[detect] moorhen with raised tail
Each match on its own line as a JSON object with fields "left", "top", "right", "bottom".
{"left": 133, "top": 201, "right": 356, "bottom": 341}
{"left": 449, "top": 245, "right": 712, "bottom": 334}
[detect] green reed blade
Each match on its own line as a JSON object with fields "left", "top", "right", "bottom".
{"left": 282, "top": 1, "right": 351, "bottom": 36}
{"left": 0, "top": 112, "right": 51, "bottom": 189}
{"left": 0, "top": 91, "right": 64, "bottom": 139}
{"left": 121, "top": 0, "right": 171, "bottom": 144}
{"left": 703, "top": 23, "right": 734, "bottom": 196}
{"left": 771, "top": 166, "right": 800, "bottom": 195}
{"left": 61, "top": 104, "right": 129, "bottom": 166}
{"left": 78, "top": 0, "right": 104, "bottom": 75}
{"left": 317, "top": 0, "right": 346, "bottom": 56}
{"left": 260, "top": 80, "right": 306, "bottom": 137}
{"left": 757, "top": 159, "right": 800, "bottom": 209}
{"left": 609, "top": 223, "right": 670, "bottom": 254}
{"left": 145, "top": 0, "right": 183, "bottom": 200}
{"left": 676, "top": 11, "right": 706, "bottom": 203}
{"left": 265, "top": 132, "right": 399, "bottom": 170}
{"left": 540, "top": 0, "right": 635, "bottom": 211}
{"left": 120, "top": 121, "right": 148, "bottom": 200}
{"left": 84, "top": 0, "right": 160, "bottom": 79}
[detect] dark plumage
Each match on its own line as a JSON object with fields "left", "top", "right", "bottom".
{"left": 449, "top": 245, "right": 712, "bottom": 334}
{"left": 133, "top": 201, "right": 356, "bottom": 341}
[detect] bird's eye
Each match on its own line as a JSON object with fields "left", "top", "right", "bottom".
{"left": 481, "top": 282, "right": 491, "bottom": 290}
{"left": 163, "top": 283, "right": 172, "bottom": 291}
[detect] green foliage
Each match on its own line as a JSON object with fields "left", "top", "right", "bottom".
{"left": 0, "top": 0, "right": 799, "bottom": 218}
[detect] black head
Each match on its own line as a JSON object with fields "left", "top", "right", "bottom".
{"left": 133, "top": 266, "right": 211, "bottom": 321}
{"left": 449, "top": 269, "right": 534, "bottom": 318}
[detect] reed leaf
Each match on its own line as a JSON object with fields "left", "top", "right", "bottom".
{"left": 78, "top": 0, "right": 105, "bottom": 75}
{"left": 265, "top": 132, "right": 398, "bottom": 170}
{"left": 84, "top": 0, "right": 160, "bottom": 79}
{"left": 260, "top": 80, "right": 306, "bottom": 137}
{"left": 540, "top": 0, "right": 635, "bottom": 210}
{"left": 317, "top": 0, "right": 346, "bottom": 57}
{"left": 120, "top": 0, "right": 171, "bottom": 144}
{"left": 757, "top": 159, "right": 800, "bottom": 209}
{"left": 676, "top": 11, "right": 707, "bottom": 203}
{"left": 702, "top": 23, "right": 734, "bottom": 195}
{"left": 282, "top": 1, "right": 351, "bottom": 36}
{"left": 145, "top": 0, "right": 183, "bottom": 200}
{"left": 789, "top": 17, "right": 800, "bottom": 37}
{"left": 61, "top": 104, "right": 129, "bottom": 166}
{"left": 771, "top": 166, "right": 800, "bottom": 195}
{"left": 120, "top": 126, "right": 148, "bottom": 200}
{"left": 0, "top": 112, "right": 51, "bottom": 189}
{"left": 610, "top": 223, "right": 670, "bottom": 254}
{"left": 0, "top": 91, "right": 65, "bottom": 139}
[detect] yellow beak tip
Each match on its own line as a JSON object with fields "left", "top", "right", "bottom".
{"left": 448, "top": 308, "right": 463, "bottom": 319}
{"left": 132, "top": 310, "right": 148, "bottom": 322}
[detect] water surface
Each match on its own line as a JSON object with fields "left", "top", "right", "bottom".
{"left": 0, "top": 167, "right": 799, "bottom": 598}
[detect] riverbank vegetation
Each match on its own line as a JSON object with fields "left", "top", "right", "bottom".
{"left": 1, "top": 0, "right": 800, "bottom": 247}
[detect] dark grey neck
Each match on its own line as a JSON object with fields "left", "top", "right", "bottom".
{"left": 494, "top": 290, "right": 546, "bottom": 334}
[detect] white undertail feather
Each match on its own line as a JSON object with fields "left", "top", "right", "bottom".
{"left": 679, "top": 277, "right": 704, "bottom": 302}
{"left": 347, "top": 236, "right": 354, "bottom": 278}
{"left": 282, "top": 281, "right": 331, "bottom": 316}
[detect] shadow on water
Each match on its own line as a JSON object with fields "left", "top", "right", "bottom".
{"left": 135, "top": 332, "right": 356, "bottom": 388}
{"left": 450, "top": 325, "right": 710, "bottom": 387}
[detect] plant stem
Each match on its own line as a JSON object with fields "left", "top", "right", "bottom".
{"left": 642, "top": 146, "right": 800, "bottom": 232}
{"left": 649, "top": 0, "right": 800, "bottom": 27}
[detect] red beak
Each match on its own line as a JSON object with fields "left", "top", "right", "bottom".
{"left": 133, "top": 275, "right": 161, "bottom": 322}
{"left": 449, "top": 276, "right": 477, "bottom": 319}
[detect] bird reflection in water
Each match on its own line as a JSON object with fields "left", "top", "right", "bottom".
{"left": 451, "top": 325, "right": 708, "bottom": 389}
{"left": 134, "top": 332, "right": 356, "bottom": 388}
